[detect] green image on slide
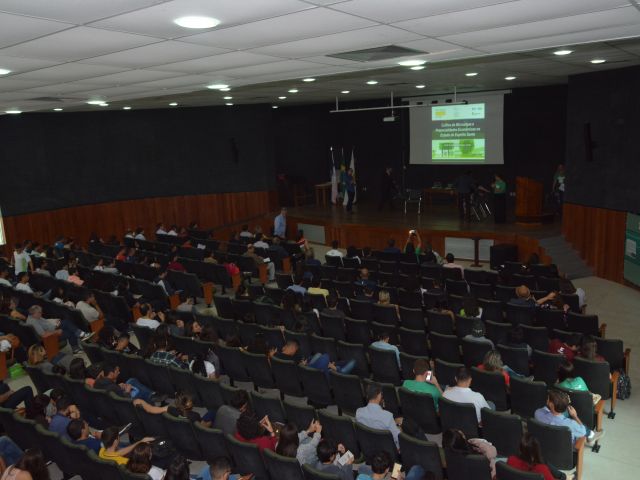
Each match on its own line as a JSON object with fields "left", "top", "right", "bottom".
{"left": 431, "top": 138, "right": 485, "bottom": 162}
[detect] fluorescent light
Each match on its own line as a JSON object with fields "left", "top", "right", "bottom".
{"left": 288, "top": 88, "right": 298, "bottom": 93}
{"left": 366, "top": 80, "right": 378, "bottom": 85}
{"left": 398, "top": 59, "right": 426, "bottom": 67}
{"left": 98, "top": 103, "right": 109, "bottom": 107}
{"left": 207, "top": 83, "right": 229, "bottom": 90}
{"left": 465, "top": 72, "right": 478, "bottom": 77}
{"left": 272, "top": 106, "right": 278, "bottom": 109}
{"left": 590, "top": 58, "right": 606, "bottom": 64}
{"left": 505, "top": 76, "right": 516, "bottom": 81}
{"left": 415, "top": 85, "right": 425, "bottom": 89}
{"left": 174, "top": 16, "right": 220, "bottom": 29}
{"left": 86, "top": 100, "right": 105, "bottom": 105}
{"left": 302, "top": 78, "right": 315, "bottom": 82}
{"left": 5, "top": 110, "right": 21, "bottom": 114}
{"left": 341, "top": 90, "right": 350, "bottom": 94}
{"left": 123, "top": 106, "right": 131, "bottom": 110}
{"left": 410, "top": 66, "right": 425, "bottom": 70}
{"left": 553, "top": 49, "right": 573, "bottom": 56}
{"left": 53, "top": 108, "right": 63, "bottom": 111}
{"left": 223, "top": 96, "right": 232, "bottom": 100}
{"left": 225, "top": 102, "right": 233, "bottom": 106}
{"left": 278, "top": 96, "right": 287, "bottom": 100}
{"left": 169, "top": 102, "right": 178, "bottom": 106}
{"left": 0, "top": 68, "right": 11, "bottom": 75}
{"left": 219, "top": 87, "right": 231, "bottom": 92}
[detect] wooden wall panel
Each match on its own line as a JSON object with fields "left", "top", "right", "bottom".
{"left": 562, "top": 203, "right": 626, "bottom": 282}
{"left": 2, "top": 191, "right": 278, "bottom": 251}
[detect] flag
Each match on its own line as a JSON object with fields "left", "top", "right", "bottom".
{"left": 343, "top": 147, "right": 356, "bottom": 205}
{"left": 330, "top": 147, "right": 338, "bottom": 204}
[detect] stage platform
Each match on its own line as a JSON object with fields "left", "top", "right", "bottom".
{"left": 287, "top": 202, "right": 561, "bottom": 263}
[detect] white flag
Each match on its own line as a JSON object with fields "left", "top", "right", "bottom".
{"left": 343, "top": 148, "right": 356, "bottom": 205}
{"left": 331, "top": 167, "right": 338, "bottom": 204}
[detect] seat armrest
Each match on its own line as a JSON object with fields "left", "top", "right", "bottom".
{"left": 594, "top": 399, "right": 605, "bottom": 432}
{"left": 598, "top": 323, "right": 607, "bottom": 338}
{"left": 41, "top": 331, "right": 61, "bottom": 358}
{"left": 169, "top": 293, "right": 180, "bottom": 310}
{"left": 624, "top": 348, "right": 631, "bottom": 375}
{"left": 202, "top": 282, "right": 215, "bottom": 306}
{"left": 90, "top": 316, "right": 105, "bottom": 334}
{"left": 258, "top": 263, "right": 268, "bottom": 285}
{"left": 282, "top": 257, "right": 292, "bottom": 273}
{"left": 610, "top": 370, "right": 620, "bottom": 413}
{"left": 575, "top": 436, "right": 586, "bottom": 480}
{"left": 0, "top": 352, "right": 7, "bottom": 381}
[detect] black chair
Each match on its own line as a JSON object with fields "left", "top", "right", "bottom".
{"left": 434, "top": 358, "right": 464, "bottom": 388}
{"left": 161, "top": 412, "right": 203, "bottom": 460}
{"left": 398, "top": 433, "right": 444, "bottom": 480}
{"left": 369, "top": 346, "right": 402, "bottom": 385}
{"left": 461, "top": 338, "right": 493, "bottom": 367}
{"left": 595, "top": 337, "right": 629, "bottom": 373}
{"left": 426, "top": 310, "right": 454, "bottom": 335}
{"left": 438, "top": 396, "right": 478, "bottom": 439}
{"left": 567, "top": 312, "right": 600, "bottom": 337}
{"left": 355, "top": 422, "right": 399, "bottom": 463}
{"left": 217, "top": 345, "right": 251, "bottom": 383}
{"left": 505, "top": 303, "right": 536, "bottom": 326}
{"left": 469, "top": 282, "right": 494, "bottom": 300}
{"left": 481, "top": 408, "right": 523, "bottom": 457}
{"left": 399, "top": 327, "right": 429, "bottom": 356}
{"left": 250, "top": 390, "right": 286, "bottom": 424}
{"left": 299, "top": 365, "right": 333, "bottom": 408}
{"left": 399, "top": 307, "right": 425, "bottom": 330}
{"left": 225, "top": 434, "right": 269, "bottom": 480}
{"left": 479, "top": 299, "right": 504, "bottom": 322}
{"left": 429, "top": 332, "right": 461, "bottom": 363}
{"left": 485, "top": 320, "right": 512, "bottom": 347}
{"left": 271, "top": 357, "right": 304, "bottom": 398}
{"left": 495, "top": 285, "right": 516, "bottom": 303}
{"left": 302, "top": 464, "right": 341, "bottom": 480}
{"left": 336, "top": 340, "right": 370, "bottom": 378}
{"left": 135, "top": 405, "right": 167, "bottom": 438}
{"left": 320, "top": 313, "right": 346, "bottom": 341}
{"left": 526, "top": 418, "right": 581, "bottom": 472}
{"left": 398, "top": 387, "right": 440, "bottom": 434}
{"left": 496, "top": 461, "right": 545, "bottom": 480}
{"left": 509, "top": 376, "right": 548, "bottom": 419}
{"left": 535, "top": 308, "right": 566, "bottom": 332}
{"left": 345, "top": 317, "right": 371, "bottom": 345}
{"left": 349, "top": 299, "right": 373, "bottom": 320}
{"left": 572, "top": 357, "right": 616, "bottom": 416}
{"left": 372, "top": 304, "right": 400, "bottom": 326}
{"left": 82, "top": 341, "right": 104, "bottom": 364}
{"left": 284, "top": 399, "right": 316, "bottom": 429}
{"left": 329, "top": 371, "right": 364, "bottom": 416}
{"left": 397, "top": 289, "right": 423, "bottom": 309}
{"left": 241, "top": 351, "right": 275, "bottom": 389}
{"left": 317, "top": 409, "right": 360, "bottom": 457}
{"left": 310, "top": 334, "right": 338, "bottom": 361}
{"left": 143, "top": 359, "right": 175, "bottom": 395}
{"left": 521, "top": 325, "right": 549, "bottom": 352}
{"left": 444, "top": 450, "right": 492, "bottom": 480}
{"left": 399, "top": 352, "right": 429, "bottom": 381}
{"left": 560, "top": 293, "right": 580, "bottom": 313}
{"left": 497, "top": 344, "right": 530, "bottom": 376}
{"left": 455, "top": 315, "right": 476, "bottom": 339}
{"left": 370, "top": 321, "right": 398, "bottom": 346}
{"left": 263, "top": 449, "right": 305, "bottom": 480}
{"left": 532, "top": 350, "right": 563, "bottom": 386}
{"left": 193, "top": 376, "right": 225, "bottom": 411}
{"left": 446, "top": 279, "right": 468, "bottom": 296}
{"left": 471, "top": 367, "right": 509, "bottom": 411}
{"left": 193, "top": 423, "right": 228, "bottom": 461}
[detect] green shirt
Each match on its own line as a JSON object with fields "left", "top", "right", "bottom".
{"left": 402, "top": 380, "right": 441, "bottom": 409}
{"left": 493, "top": 179, "right": 506, "bottom": 194}
{"left": 558, "top": 376, "right": 589, "bottom": 392}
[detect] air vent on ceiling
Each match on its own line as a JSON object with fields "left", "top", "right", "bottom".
{"left": 27, "top": 97, "right": 65, "bottom": 102}
{"left": 327, "top": 45, "right": 427, "bottom": 62}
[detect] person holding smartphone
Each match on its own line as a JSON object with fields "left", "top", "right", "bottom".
{"left": 401, "top": 359, "right": 442, "bottom": 410}
{"left": 356, "top": 451, "right": 427, "bottom": 480}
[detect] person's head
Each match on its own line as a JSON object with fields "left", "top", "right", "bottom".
{"left": 102, "top": 363, "right": 120, "bottom": 382}
{"left": 55, "top": 396, "right": 73, "bottom": 416}
{"left": 518, "top": 433, "right": 544, "bottom": 466}
{"left": 359, "top": 268, "right": 370, "bottom": 280}
{"left": 68, "top": 357, "right": 86, "bottom": 380}
{"left": 246, "top": 244, "right": 255, "bottom": 254}
{"left": 127, "top": 442, "right": 153, "bottom": 474}
{"left": 494, "top": 173, "right": 503, "bottom": 182}
{"left": 236, "top": 413, "right": 262, "bottom": 440}
{"left": 18, "top": 272, "right": 29, "bottom": 284}
{"left": 102, "top": 426, "right": 121, "bottom": 450}
{"left": 209, "top": 456, "right": 233, "bottom": 480}
{"left": 28, "top": 345, "right": 47, "bottom": 365}
{"left": 282, "top": 339, "right": 300, "bottom": 356}
{"left": 442, "top": 429, "right": 470, "bottom": 453}
{"left": 230, "top": 389, "right": 250, "bottom": 413}
{"left": 527, "top": 253, "right": 540, "bottom": 266}
{"left": 455, "top": 366, "right": 472, "bottom": 387}
{"left": 366, "top": 384, "right": 383, "bottom": 404}
{"left": 305, "top": 248, "right": 316, "bottom": 260}
{"left": 470, "top": 319, "right": 485, "bottom": 338}
{"left": 547, "top": 389, "right": 570, "bottom": 414}
{"left": 14, "top": 242, "right": 23, "bottom": 253}
{"left": 139, "top": 303, "right": 154, "bottom": 318}
{"left": 317, "top": 439, "right": 339, "bottom": 464}
{"left": 370, "top": 451, "right": 392, "bottom": 475}
{"left": 331, "top": 240, "right": 339, "bottom": 250}
{"left": 516, "top": 285, "right": 531, "bottom": 299}
{"left": 241, "top": 224, "right": 249, "bottom": 232}
{"left": 66, "top": 419, "right": 88, "bottom": 441}
{"left": 445, "top": 253, "right": 454, "bottom": 264}
{"left": 378, "top": 290, "right": 390, "bottom": 305}
{"left": 327, "top": 294, "right": 338, "bottom": 309}
{"left": 280, "top": 207, "right": 287, "bottom": 216}
{"left": 377, "top": 331, "right": 390, "bottom": 344}
{"left": 0, "top": 266, "right": 9, "bottom": 278}
{"left": 413, "top": 358, "right": 429, "bottom": 381}
{"left": 15, "top": 448, "right": 49, "bottom": 480}
{"left": 163, "top": 455, "right": 190, "bottom": 480}
{"left": 482, "top": 350, "right": 503, "bottom": 371}
{"left": 580, "top": 335, "right": 599, "bottom": 360}
{"left": 508, "top": 325, "right": 525, "bottom": 345}
{"left": 462, "top": 296, "right": 479, "bottom": 317}
{"left": 275, "top": 422, "right": 300, "bottom": 458}
{"left": 347, "top": 246, "right": 358, "bottom": 258}
{"left": 175, "top": 391, "right": 194, "bottom": 414}
{"left": 557, "top": 359, "right": 575, "bottom": 383}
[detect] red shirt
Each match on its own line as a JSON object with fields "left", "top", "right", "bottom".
{"left": 234, "top": 432, "right": 277, "bottom": 452}
{"left": 549, "top": 339, "right": 576, "bottom": 362}
{"left": 507, "top": 456, "right": 554, "bottom": 480}
{"left": 477, "top": 364, "right": 510, "bottom": 386}
{"left": 167, "top": 261, "right": 186, "bottom": 272}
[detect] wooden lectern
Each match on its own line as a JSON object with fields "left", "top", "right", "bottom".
{"left": 515, "top": 176, "right": 543, "bottom": 224}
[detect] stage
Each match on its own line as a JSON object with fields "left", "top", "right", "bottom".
{"left": 287, "top": 202, "right": 561, "bottom": 263}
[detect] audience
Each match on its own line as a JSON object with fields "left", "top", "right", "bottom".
{"left": 510, "top": 285, "right": 556, "bottom": 307}
{"left": 243, "top": 244, "right": 275, "bottom": 282}
{"left": 275, "top": 420, "right": 322, "bottom": 465}
{"left": 321, "top": 294, "right": 345, "bottom": 319}
{"left": 126, "top": 442, "right": 165, "bottom": 480}
{"left": 443, "top": 253, "right": 464, "bottom": 278}
{"left": 383, "top": 238, "right": 401, "bottom": 254}
{"left": 326, "top": 240, "right": 343, "bottom": 258}
{"left": 356, "top": 385, "right": 402, "bottom": 448}
{"left": 2, "top": 448, "right": 49, "bottom": 480}
{"left": 370, "top": 331, "right": 401, "bottom": 368}
{"left": 314, "top": 438, "right": 354, "bottom": 480}
{"left": 136, "top": 303, "right": 163, "bottom": 330}
{"left": 99, "top": 426, "right": 154, "bottom": 465}
{"left": 402, "top": 358, "right": 443, "bottom": 410}
{"left": 307, "top": 277, "right": 329, "bottom": 297}
{"left": 506, "top": 433, "right": 565, "bottom": 480}
{"left": 443, "top": 367, "right": 493, "bottom": 423}
{"left": 443, "top": 428, "right": 497, "bottom": 478}
{"left": 234, "top": 413, "right": 277, "bottom": 452}
{"left": 463, "top": 319, "right": 494, "bottom": 348}
{"left": 67, "top": 419, "right": 101, "bottom": 453}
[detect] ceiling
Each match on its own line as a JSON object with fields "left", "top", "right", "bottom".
{"left": 0, "top": 0, "right": 640, "bottom": 113}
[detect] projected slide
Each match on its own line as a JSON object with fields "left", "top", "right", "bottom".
{"left": 431, "top": 103, "right": 485, "bottom": 163}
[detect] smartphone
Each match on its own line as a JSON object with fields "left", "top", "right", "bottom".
{"left": 391, "top": 463, "right": 402, "bottom": 479}
{"left": 425, "top": 370, "right": 432, "bottom": 382}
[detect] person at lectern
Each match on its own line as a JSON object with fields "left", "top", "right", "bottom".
{"left": 378, "top": 167, "right": 397, "bottom": 211}
{"left": 454, "top": 171, "right": 476, "bottom": 221}
{"left": 552, "top": 164, "right": 566, "bottom": 214}
{"left": 274, "top": 207, "right": 287, "bottom": 238}
{"left": 345, "top": 168, "right": 356, "bottom": 213}
{"left": 491, "top": 174, "right": 507, "bottom": 223}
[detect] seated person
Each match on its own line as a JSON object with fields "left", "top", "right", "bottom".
{"left": 383, "top": 238, "right": 401, "bottom": 254}
{"left": 0, "top": 266, "right": 13, "bottom": 287}
{"left": 356, "top": 385, "right": 402, "bottom": 448}
{"left": 126, "top": 442, "right": 165, "bottom": 480}
{"left": 442, "top": 253, "right": 464, "bottom": 278}
{"left": 320, "top": 294, "right": 345, "bottom": 319}
{"left": 578, "top": 335, "right": 606, "bottom": 363}
{"left": 559, "top": 278, "right": 586, "bottom": 311}
{"left": 534, "top": 390, "right": 604, "bottom": 446}
{"left": 67, "top": 419, "right": 101, "bottom": 453}
{"left": 307, "top": 277, "right": 329, "bottom": 297}
{"left": 49, "top": 396, "right": 80, "bottom": 438}
{"left": 99, "top": 425, "right": 154, "bottom": 465}
{"left": 325, "top": 240, "right": 344, "bottom": 258}
{"left": 67, "top": 267, "right": 84, "bottom": 286}
{"left": 430, "top": 299, "right": 455, "bottom": 321}
{"left": 354, "top": 285, "right": 376, "bottom": 303}
{"left": 304, "top": 248, "right": 322, "bottom": 266}
{"left": 254, "top": 233, "right": 269, "bottom": 250}
{"left": 75, "top": 292, "right": 102, "bottom": 323}
{"left": 443, "top": 367, "right": 493, "bottom": 424}
{"left": 275, "top": 420, "right": 323, "bottom": 466}
{"left": 27, "top": 344, "right": 74, "bottom": 374}
{"left": 26, "top": 305, "right": 91, "bottom": 354}
{"left": 313, "top": 439, "right": 354, "bottom": 480}
{"left": 357, "top": 450, "right": 425, "bottom": 480}
{"left": 136, "top": 303, "right": 163, "bottom": 330}
{"left": 355, "top": 268, "right": 377, "bottom": 291}
{"left": 148, "top": 336, "right": 188, "bottom": 369}
{"left": 376, "top": 290, "right": 400, "bottom": 320}
{"left": 93, "top": 364, "right": 156, "bottom": 403}
{"left": 459, "top": 296, "right": 482, "bottom": 319}
{"left": 507, "top": 433, "right": 565, "bottom": 480}
{"left": 370, "top": 331, "right": 400, "bottom": 368}
{"left": 509, "top": 285, "right": 556, "bottom": 307}
{"left": 243, "top": 244, "right": 275, "bottom": 281}
{"left": 548, "top": 335, "right": 579, "bottom": 362}
{"left": 176, "top": 292, "right": 195, "bottom": 313}
{"left": 443, "top": 429, "right": 497, "bottom": 478}
{"left": 402, "top": 358, "right": 442, "bottom": 410}
{"left": 463, "top": 320, "right": 494, "bottom": 348}
{"left": 557, "top": 359, "right": 601, "bottom": 404}
{"left": 286, "top": 275, "right": 307, "bottom": 295}
{"left": 234, "top": 413, "right": 277, "bottom": 452}
{"left": 477, "top": 350, "right": 514, "bottom": 386}
{"left": 199, "top": 456, "right": 254, "bottom": 480}
{"left": 345, "top": 246, "right": 361, "bottom": 264}
{"left": 213, "top": 390, "right": 250, "bottom": 436}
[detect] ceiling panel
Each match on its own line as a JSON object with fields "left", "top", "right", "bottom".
{"left": 0, "top": 0, "right": 168, "bottom": 24}
{"left": 249, "top": 25, "right": 424, "bottom": 58}
{"left": 0, "top": 78, "right": 52, "bottom": 92}
{"left": 0, "top": 55, "right": 60, "bottom": 73}
{"left": 20, "top": 82, "right": 106, "bottom": 95}
{"left": 0, "top": 12, "right": 71, "bottom": 49}
{"left": 90, "top": 0, "right": 313, "bottom": 39}
{"left": 179, "top": 8, "right": 377, "bottom": 50}
{"left": 0, "top": 27, "right": 161, "bottom": 62}
{"left": 72, "top": 84, "right": 160, "bottom": 98}
{"left": 129, "top": 74, "right": 223, "bottom": 89}
{"left": 12, "top": 64, "right": 129, "bottom": 83}
{"left": 79, "top": 40, "right": 229, "bottom": 68}
{"left": 212, "top": 59, "right": 329, "bottom": 78}
{"left": 157, "top": 51, "right": 284, "bottom": 73}
{"left": 79, "top": 69, "right": 185, "bottom": 85}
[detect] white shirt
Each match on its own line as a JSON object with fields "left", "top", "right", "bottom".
{"left": 0, "top": 278, "right": 12, "bottom": 287}
{"left": 13, "top": 251, "right": 31, "bottom": 275}
{"left": 443, "top": 386, "right": 491, "bottom": 423}
{"left": 76, "top": 301, "right": 99, "bottom": 322}
{"left": 136, "top": 318, "right": 160, "bottom": 329}
{"left": 134, "top": 234, "right": 146, "bottom": 241}
{"left": 15, "top": 283, "right": 34, "bottom": 294}
{"left": 254, "top": 240, "right": 269, "bottom": 249}
{"left": 148, "top": 466, "right": 165, "bottom": 480}
{"left": 156, "top": 228, "right": 168, "bottom": 235}
{"left": 167, "top": 230, "right": 178, "bottom": 236}
{"left": 576, "top": 287, "right": 586, "bottom": 308}
{"left": 55, "top": 270, "right": 69, "bottom": 281}
{"left": 326, "top": 249, "right": 344, "bottom": 258}
{"left": 443, "top": 262, "right": 465, "bottom": 278}
{"left": 190, "top": 359, "right": 215, "bottom": 377}
{"left": 239, "top": 231, "right": 254, "bottom": 238}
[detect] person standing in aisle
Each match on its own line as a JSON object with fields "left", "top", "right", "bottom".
{"left": 345, "top": 168, "right": 356, "bottom": 213}
{"left": 492, "top": 173, "right": 507, "bottom": 223}
{"left": 274, "top": 207, "right": 287, "bottom": 238}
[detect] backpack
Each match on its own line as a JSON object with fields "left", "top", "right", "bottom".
{"left": 617, "top": 371, "right": 631, "bottom": 400}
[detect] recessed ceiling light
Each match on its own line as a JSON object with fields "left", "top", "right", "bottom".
{"left": 553, "top": 49, "right": 573, "bottom": 56}
{"left": 410, "top": 66, "right": 425, "bottom": 70}
{"left": 5, "top": 110, "right": 21, "bottom": 114}
{"left": 53, "top": 108, "right": 63, "bottom": 111}
{"left": 366, "top": 80, "right": 378, "bottom": 85}
{"left": 0, "top": 68, "right": 11, "bottom": 75}
{"left": 174, "top": 16, "right": 220, "bottom": 29}
{"left": 219, "top": 87, "right": 231, "bottom": 92}
{"left": 590, "top": 58, "right": 606, "bottom": 64}
{"left": 278, "top": 96, "right": 287, "bottom": 100}
{"left": 225, "top": 102, "right": 233, "bottom": 106}
{"left": 207, "top": 83, "right": 229, "bottom": 90}
{"left": 398, "top": 59, "right": 426, "bottom": 67}
{"left": 288, "top": 89, "right": 299, "bottom": 93}
{"left": 123, "top": 106, "right": 131, "bottom": 110}
{"left": 272, "top": 106, "right": 278, "bottom": 109}
{"left": 505, "top": 76, "right": 516, "bottom": 81}
{"left": 416, "top": 85, "right": 425, "bottom": 89}
{"left": 98, "top": 103, "right": 109, "bottom": 107}
{"left": 465, "top": 72, "right": 478, "bottom": 77}
{"left": 302, "top": 78, "right": 315, "bottom": 82}
{"left": 341, "top": 90, "right": 350, "bottom": 94}
{"left": 223, "top": 96, "right": 232, "bottom": 100}
{"left": 169, "top": 102, "right": 178, "bottom": 106}
{"left": 86, "top": 100, "right": 105, "bottom": 105}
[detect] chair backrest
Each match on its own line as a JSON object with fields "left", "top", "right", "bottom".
{"left": 319, "top": 313, "right": 346, "bottom": 341}
{"left": 225, "top": 434, "right": 269, "bottom": 480}
{"left": 161, "top": 412, "right": 203, "bottom": 460}
{"left": 299, "top": 365, "right": 333, "bottom": 408}
{"left": 271, "top": 357, "right": 304, "bottom": 397}
{"left": 495, "top": 461, "right": 545, "bottom": 480}
{"left": 509, "top": 376, "right": 548, "bottom": 419}
{"left": 369, "top": 345, "right": 402, "bottom": 385}
{"left": 521, "top": 325, "right": 549, "bottom": 352}
{"left": 329, "top": 371, "right": 364, "bottom": 416}
{"left": 429, "top": 332, "right": 461, "bottom": 363}
{"left": 434, "top": 359, "right": 464, "bottom": 387}
{"left": 594, "top": 337, "right": 625, "bottom": 372}
{"left": 531, "top": 349, "right": 563, "bottom": 386}
{"left": 317, "top": 409, "right": 359, "bottom": 456}
{"left": 438, "top": 396, "right": 478, "bottom": 439}
{"left": 349, "top": 299, "right": 373, "bottom": 320}
{"left": 526, "top": 418, "right": 574, "bottom": 470}
{"left": 426, "top": 310, "right": 454, "bottom": 335}
{"left": 284, "top": 399, "right": 316, "bottom": 430}
{"left": 398, "top": 433, "right": 444, "bottom": 480}
{"left": 444, "top": 450, "right": 492, "bottom": 480}
{"left": 505, "top": 303, "right": 536, "bottom": 326}
{"left": 354, "top": 422, "right": 399, "bottom": 463}
{"left": 310, "top": 334, "right": 338, "bottom": 361}
{"left": 399, "top": 327, "right": 429, "bottom": 356}
{"left": 480, "top": 408, "right": 523, "bottom": 457}
{"left": 250, "top": 390, "right": 286, "bottom": 424}
{"left": 470, "top": 367, "right": 509, "bottom": 411}
{"left": 497, "top": 344, "right": 530, "bottom": 376}
{"left": 240, "top": 351, "right": 275, "bottom": 389}
{"left": 302, "top": 464, "right": 341, "bottom": 480}
{"left": 572, "top": 357, "right": 612, "bottom": 400}
{"left": 344, "top": 317, "right": 371, "bottom": 345}
{"left": 263, "top": 449, "right": 305, "bottom": 480}
{"left": 567, "top": 312, "right": 599, "bottom": 336}
{"left": 399, "top": 307, "right": 425, "bottom": 330}
{"left": 398, "top": 387, "right": 440, "bottom": 434}
{"left": 461, "top": 338, "right": 493, "bottom": 367}
{"left": 336, "top": 340, "right": 370, "bottom": 377}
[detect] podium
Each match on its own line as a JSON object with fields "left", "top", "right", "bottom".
{"left": 515, "top": 177, "right": 544, "bottom": 224}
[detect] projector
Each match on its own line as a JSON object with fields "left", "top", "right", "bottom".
{"left": 383, "top": 115, "right": 397, "bottom": 122}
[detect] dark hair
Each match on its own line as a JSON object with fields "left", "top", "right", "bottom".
{"left": 102, "top": 426, "right": 120, "bottom": 448}
{"left": 470, "top": 319, "right": 485, "bottom": 338}
{"left": 413, "top": 358, "right": 429, "bottom": 376}
{"left": 236, "top": 413, "right": 262, "bottom": 440}
{"left": 25, "top": 394, "right": 50, "bottom": 422}
{"left": 547, "top": 390, "right": 569, "bottom": 413}
{"left": 580, "top": 335, "right": 599, "bottom": 360}
{"left": 557, "top": 359, "right": 575, "bottom": 383}
{"left": 347, "top": 246, "right": 359, "bottom": 258}
{"left": 190, "top": 355, "right": 208, "bottom": 378}
{"left": 371, "top": 451, "right": 392, "bottom": 474}
{"left": 508, "top": 325, "right": 525, "bottom": 345}
{"left": 230, "top": 389, "right": 250, "bottom": 411}
{"left": 387, "top": 239, "right": 396, "bottom": 247}
{"left": 455, "top": 366, "right": 472, "bottom": 383}
{"left": 164, "top": 455, "right": 190, "bottom": 480}
{"left": 331, "top": 240, "right": 339, "bottom": 249}
{"left": 366, "top": 384, "right": 382, "bottom": 401}
{"left": 446, "top": 253, "right": 455, "bottom": 263}
{"left": 462, "top": 296, "right": 479, "bottom": 317}
{"left": 97, "top": 325, "right": 116, "bottom": 347}
{"left": 55, "top": 396, "right": 73, "bottom": 412}
{"left": 210, "top": 456, "right": 232, "bottom": 479}
{"left": 101, "top": 363, "right": 119, "bottom": 377}
{"left": 199, "top": 323, "right": 220, "bottom": 343}
{"left": 518, "top": 433, "right": 545, "bottom": 466}
{"left": 442, "top": 429, "right": 471, "bottom": 453}
{"left": 378, "top": 331, "right": 390, "bottom": 341}
{"left": 18, "top": 272, "right": 29, "bottom": 283}
{"left": 139, "top": 303, "right": 152, "bottom": 317}
{"left": 127, "top": 442, "right": 153, "bottom": 474}
{"left": 327, "top": 294, "right": 338, "bottom": 308}
{"left": 66, "top": 419, "right": 85, "bottom": 441}
{"left": 68, "top": 357, "right": 86, "bottom": 380}
{"left": 15, "top": 448, "right": 50, "bottom": 480}
{"left": 316, "top": 439, "right": 338, "bottom": 463}
{"left": 275, "top": 422, "right": 300, "bottom": 458}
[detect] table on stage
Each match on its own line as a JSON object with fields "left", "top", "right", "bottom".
{"left": 424, "top": 187, "right": 456, "bottom": 206}
{"left": 315, "top": 181, "right": 332, "bottom": 206}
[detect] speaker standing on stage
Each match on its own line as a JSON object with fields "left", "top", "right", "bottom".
{"left": 345, "top": 168, "right": 356, "bottom": 213}
{"left": 274, "top": 207, "right": 287, "bottom": 238}
{"left": 378, "top": 167, "right": 396, "bottom": 211}
{"left": 454, "top": 171, "right": 475, "bottom": 220}
{"left": 492, "top": 174, "right": 507, "bottom": 223}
